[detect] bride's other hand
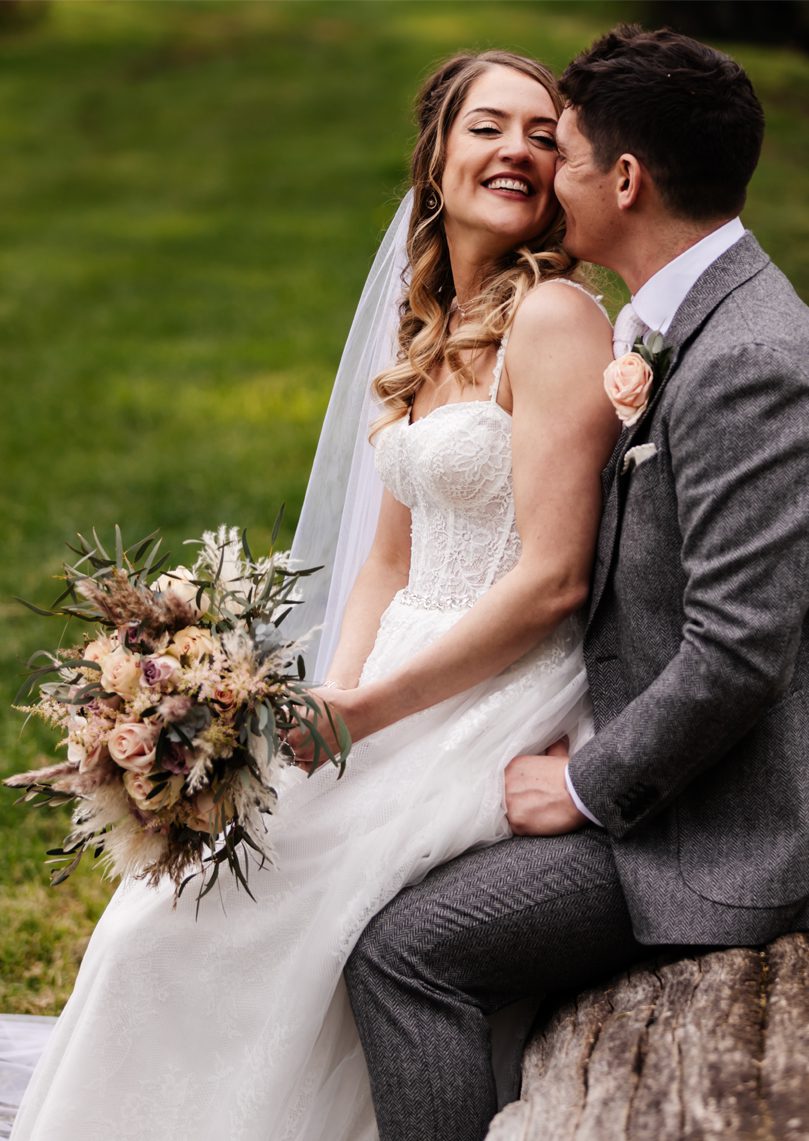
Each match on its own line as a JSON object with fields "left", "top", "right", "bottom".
{"left": 504, "top": 738, "right": 587, "bottom": 835}
{"left": 285, "top": 686, "right": 362, "bottom": 769}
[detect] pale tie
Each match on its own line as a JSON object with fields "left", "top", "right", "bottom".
{"left": 612, "top": 302, "right": 649, "bottom": 357}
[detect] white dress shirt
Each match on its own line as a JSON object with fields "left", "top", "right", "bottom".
{"left": 565, "top": 218, "right": 745, "bottom": 827}
{"left": 632, "top": 217, "right": 745, "bottom": 334}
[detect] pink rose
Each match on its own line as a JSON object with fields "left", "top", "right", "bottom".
{"left": 107, "top": 722, "right": 159, "bottom": 773}
{"left": 142, "top": 655, "right": 178, "bottom": 687}
{"left": 100, "top": 647, "right": 142, "bottom": 699}
{"left": 123, "top": 769, "right": 183, "bottom": 813}
{"left": 603, "top": 352, "right": 654, "bottom": 427}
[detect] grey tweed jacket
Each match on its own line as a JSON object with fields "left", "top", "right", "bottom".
{"left": 568, "top": 234, "right": 809, "bottom": 945}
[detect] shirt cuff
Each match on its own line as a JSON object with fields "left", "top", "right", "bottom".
{"left": 565, "top": 763, "right": 603, "bottom": 827}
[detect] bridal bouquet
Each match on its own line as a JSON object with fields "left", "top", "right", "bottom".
{"left": 5, "top": 523, "right": 348, "bottom": 905}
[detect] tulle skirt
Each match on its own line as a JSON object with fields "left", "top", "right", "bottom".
{"left": 11, "top": 598, "right": 591, "bottom": 1141}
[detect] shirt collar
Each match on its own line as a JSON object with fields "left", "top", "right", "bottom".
{"left": 632, "top": 218, "right": 745, "bottom": 335}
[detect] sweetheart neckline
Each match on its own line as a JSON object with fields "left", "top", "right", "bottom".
{"left": 406, "top": 399, "right": 512, "bottom": 430}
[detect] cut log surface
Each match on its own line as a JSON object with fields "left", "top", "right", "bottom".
{"left": 486, "top": 933, "right": 809, "bottom": 1141}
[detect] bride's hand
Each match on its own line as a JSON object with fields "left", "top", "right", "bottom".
{"left": 284, "top": 686, "right": 360, "bottom": 769}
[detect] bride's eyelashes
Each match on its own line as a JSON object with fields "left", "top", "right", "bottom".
{"left": 468, "top": 123, "right": 502, "bottom": 138}
{"left": 468, "top": 124, "right": 557, "bottom": 149}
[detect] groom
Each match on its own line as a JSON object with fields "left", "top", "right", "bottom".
{"left": 345, "top": 26, "right": 809, "bottom": 1141}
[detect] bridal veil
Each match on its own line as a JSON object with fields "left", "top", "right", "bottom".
{"left": 288, "top": 191, "right": 413, "bottom": 680}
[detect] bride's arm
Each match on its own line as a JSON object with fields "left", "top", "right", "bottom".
{"left": 320, "top": 489, "right": 412, "bottom": 689}
{"left": 294, "top": 284, "right": 617, "bottom": 752}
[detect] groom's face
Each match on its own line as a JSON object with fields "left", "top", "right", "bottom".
{"left": 554, "top": 108, "right": 619, "bottom": 267}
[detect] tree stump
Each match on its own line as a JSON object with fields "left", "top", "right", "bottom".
{"left": 486, "top": 932, "right": 809, "bottom": 1140}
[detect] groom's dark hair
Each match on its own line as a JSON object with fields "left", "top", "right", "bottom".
{"left": 559, "top": 25, "right": 764, "bottom": 221}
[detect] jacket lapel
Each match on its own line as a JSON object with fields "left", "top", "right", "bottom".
{"left": 587, "top": 234, "right": 770, "bottom": 627}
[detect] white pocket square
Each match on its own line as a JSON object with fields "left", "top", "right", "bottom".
{"left": 622, "top": 442, "right": 658, "bottom": 473}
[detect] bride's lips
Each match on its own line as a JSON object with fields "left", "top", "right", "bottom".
{"left": 482, "top": 173, "right": 534, "bottom": 197}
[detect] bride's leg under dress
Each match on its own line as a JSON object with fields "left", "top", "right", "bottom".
{"left": 11, "top": 608, "right": 591, "bottom": 1141}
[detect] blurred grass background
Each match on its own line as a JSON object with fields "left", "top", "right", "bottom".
{"left": 1, "top": 0, "right": 807, "bottom": 1014}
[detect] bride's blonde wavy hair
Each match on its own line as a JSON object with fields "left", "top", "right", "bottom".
{"left": 372, "top": 50, "right": 579, "bottom": 434}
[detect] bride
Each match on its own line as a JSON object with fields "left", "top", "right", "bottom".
{"left": 11, "top": 50, "right": 616, "bottom": 1141}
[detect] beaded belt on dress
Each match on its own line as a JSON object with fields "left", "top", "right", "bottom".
{"left": 397, "top": 587, "right": 478, "bottom": 611}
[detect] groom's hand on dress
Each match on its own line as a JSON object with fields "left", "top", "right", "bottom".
{"left": 505, "top": 740, "right": 588, "bottom": 836}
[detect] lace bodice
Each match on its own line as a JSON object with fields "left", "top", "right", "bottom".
{"left": 375, "top": 338, "right": 519, "bottom": 609}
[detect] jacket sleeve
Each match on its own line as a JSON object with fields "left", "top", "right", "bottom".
{"left": 567, "top": 338, "right": 809, "bottom": 838}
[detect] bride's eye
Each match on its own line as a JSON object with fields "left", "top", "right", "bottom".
{"left": 469, "top": 124, "right": 500, "bottom": 137}
{"left": 531, "top": 133, "right": 557, "bottom": 150}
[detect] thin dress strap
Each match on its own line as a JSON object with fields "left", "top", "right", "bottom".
{"left": 488, "top": 279, "right": 605, "bottom": 405}
{"left": 490, "top": 331, "right": 511, "bottom": 403}
{"left": 543, "top": 276, "right": 610, "bottom": 320}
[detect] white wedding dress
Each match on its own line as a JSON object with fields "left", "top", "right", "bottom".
{"left": 11, "top": 335, "right": 592, "bottom": 1141}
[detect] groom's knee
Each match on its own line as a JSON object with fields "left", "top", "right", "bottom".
{"left": 349, "top": 903, "right": 417, "bottom": 989}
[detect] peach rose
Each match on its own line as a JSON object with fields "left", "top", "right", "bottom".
{"left": 185, "top": 789, "right": 217, "bottom": 833}
{"left": 603, "top": 352, "right": 654, "bottom": 427}
{"left": 123, "top": 769, "right": 183, "bottom": 813}
{"left": 185, "top": 789, "right": 234, "bottom": 833}
{"left": 154, "top": 567, "right": 210, "bottom": 617}
{"left": 108, "top": 722, "right": 159, "bottom": 773}
{"left": 166, "top": 626, "right": 216, "bottom": 663}
{"left": 211, "top": 686, "right": 236, "bottom": 710}
{"left": 100, "top": 647, "right": 142, "bottom": 699}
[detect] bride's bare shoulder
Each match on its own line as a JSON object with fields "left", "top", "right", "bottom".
{"left": 510, "top": 277, "right": 611, "bottom": 345}
{"left": 507, "top": 277, "right": 614, "bottom": 398}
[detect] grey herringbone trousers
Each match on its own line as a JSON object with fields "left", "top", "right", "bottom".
{"left": 345, "top": 829, "right": 645, "bottom": 1141}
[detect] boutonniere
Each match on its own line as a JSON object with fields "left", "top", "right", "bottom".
{"left": 603, "top": 332, "right": 672, "bottom": 428}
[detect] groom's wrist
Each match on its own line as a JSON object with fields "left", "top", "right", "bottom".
{"left": 564, "top": 764, "right": 603, "bottom": 827}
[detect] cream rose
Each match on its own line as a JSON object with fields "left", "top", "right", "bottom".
{"left": 603, "top": 352, "right": 654, "bottom": 427}
{"left": 100, "top": 647, "right": 142, "bottom": 699}
{"left": 83, "top": 634, "right": 116, "bottom": 666}
{"left": 154, "top": 567, "right": 210, "bottom": 617}
{"left": 167, "top": 626, "right": 216, "bottom": 663}
{"left": 124, "top": 769, "right": 183, "bottom": 813}
{"left": 107, "top": 722, "right": 159, "bottom": 773}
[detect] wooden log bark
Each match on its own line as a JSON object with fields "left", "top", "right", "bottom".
{"left": 486, "top": 933, "right": 809, "bottom": 1141}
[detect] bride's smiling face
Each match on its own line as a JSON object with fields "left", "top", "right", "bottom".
{"left": 440, "top": 65, "right": 560, "bottom": 257}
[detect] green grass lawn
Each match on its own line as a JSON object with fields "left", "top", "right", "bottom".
{"left": 1, "top": 0, "right": 807, "bottom": 1015}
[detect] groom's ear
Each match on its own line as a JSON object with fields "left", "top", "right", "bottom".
{"left": 614, "top": 154, "right": 643, "bottom": 211}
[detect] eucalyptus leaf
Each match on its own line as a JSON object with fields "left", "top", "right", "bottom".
{"left": 271, "top": 505, "right": 285, "bottom": 546}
